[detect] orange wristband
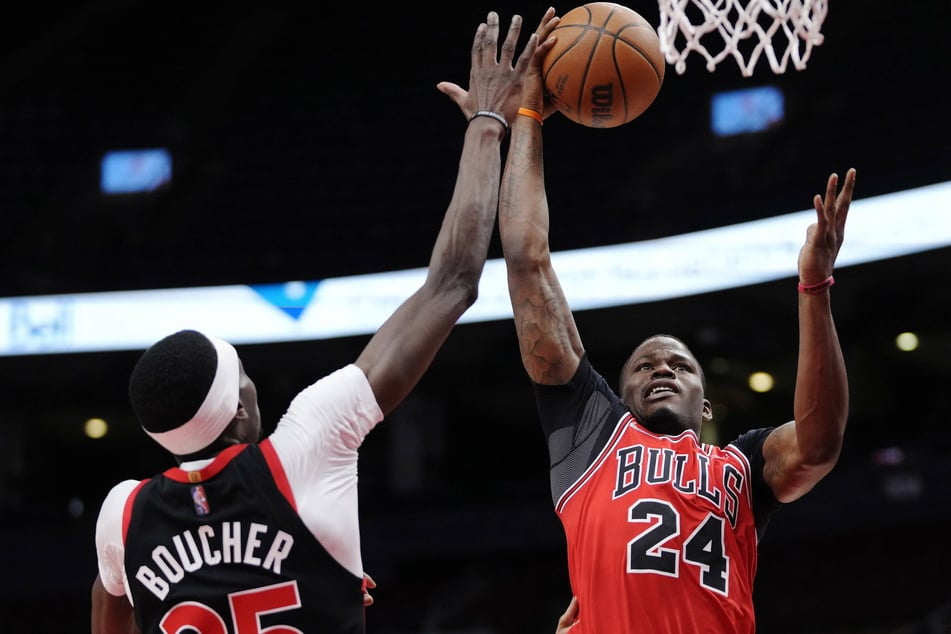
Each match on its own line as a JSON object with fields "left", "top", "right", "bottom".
{"left": 518, "top": 107, "right": 544, "bottom": 125}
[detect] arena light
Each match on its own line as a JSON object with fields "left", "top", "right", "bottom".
{"left": 100, "top": 148, "right": 172, "bottom": 194}
{"left": 711, "top": 85, "right": 785, "bottom": 136}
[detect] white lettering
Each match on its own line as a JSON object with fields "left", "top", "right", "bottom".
{"left": 135, "top": 565, "right": 169, "bottom": 600}
{"left": 198, "top": 524, "right": 220, "bottom": 565}
{"left": 134, "top": 522, "right": 297, "bottom": 597}
{"left": 244, "top": 523, "right": 266, "bottom": 566}
{"left": 613, "top": 443, "right": 746, "bottom": 523}
{"left": 222, "top": 521, "right": 241, "bottom": 563}
{"left": 262, "top": 531, "right": 294, "bottom": 574}
{"left": 153, "top": 545, "right": 184, "bottom": 583}
{"left": 173, "top": 532, "right": 202, "bottom": 573}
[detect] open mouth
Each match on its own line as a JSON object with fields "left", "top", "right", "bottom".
{"left": 645, "top": 384, "right": 676, "bottom": 399}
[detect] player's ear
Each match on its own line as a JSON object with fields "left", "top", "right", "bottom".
{"left": 702, "top": 400, "right": 713, "bottom": 422}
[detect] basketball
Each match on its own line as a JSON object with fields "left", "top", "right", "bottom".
{"left": 543, "top": 3, "right": 665, "bottom": 128}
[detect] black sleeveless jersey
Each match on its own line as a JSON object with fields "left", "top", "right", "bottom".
{"left": 122, "top": 440, "right": 365, "bottom": 633}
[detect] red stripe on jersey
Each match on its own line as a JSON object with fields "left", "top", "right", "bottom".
{"left": 121, "top": 479, "right": 150, "bottom": 545}
{"left": 162, "top": 444, "right": 247, "bottom": 483}
{"left": 260, "top": 438, "right": 297, "bottom": 511}
{"left": 723, "top": 442, "right": 755, "bottom": 510}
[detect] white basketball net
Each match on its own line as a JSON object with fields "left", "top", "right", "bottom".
{"left": 657, "top": 0, "right": 828, "bottom": 76}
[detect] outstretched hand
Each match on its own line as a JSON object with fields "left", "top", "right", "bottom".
{"left": 437, "top": 9, "right": 559, "bottom": 124}
{"left": 799, "top": 167, "right": 856, "bottom": 285}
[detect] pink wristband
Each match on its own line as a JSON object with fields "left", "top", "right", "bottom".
{"left": 798, "top": 275, "right": 835, "bottom": 294}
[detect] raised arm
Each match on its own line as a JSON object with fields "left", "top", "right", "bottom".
{"left": 497, "top": 9, "right": 584, "bottom": 386}
{"left": 355, "top": 11, "right": 542, "bottom": 415}
{"left": 762, "top": 168, "right": 856, "bottom": 502}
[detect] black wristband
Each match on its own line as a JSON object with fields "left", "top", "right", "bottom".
{"left": 469, "top": 110, "right": 509, "bottom": 132}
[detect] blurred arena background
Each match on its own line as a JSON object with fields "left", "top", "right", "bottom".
{"left": 1, "top": 1, "right": 950, "bottom": 632}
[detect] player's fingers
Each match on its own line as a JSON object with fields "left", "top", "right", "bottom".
{"left": 515, "top": 33, "right": 539, "bottom": 74}
{"left": 482, "top": 11, "right": 500, "bottom": 64}
{"left": 471, "top": 21, "right": 488, "bottom": 67}
{"left": 823, "top": 172, "right": 839, "bottom": 219}
{"left": 436, "top": 81, "right": 467, "bottom": 108}
{"left": 834, "top": 168, "right": 856, "bottom": 232}
{"left": 529, "top": 32, "right": 557, "bottom": 72}
{"left": 813, "top": 173, "right": 835, "bottom": 227}
{"left": 535, "top": 7, "right": 559, "bottom": 40}
{"left": 558, "top": 596, "right": 580, "bottom": 631}
{"left": 499, "top": 14, "right": 523, "bottom": 66}
{"left": 362, "top": 572, "right": 377, "bottom": 606}
{"left": 441, "top": 90, "right": 471, "bottom": 118}
{"left": 527, "top": 11, "right": 559, "bottom": 74}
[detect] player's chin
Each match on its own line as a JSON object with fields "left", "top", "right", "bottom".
{"left": 640, "top": 407, "right": 689, "bottom": 434}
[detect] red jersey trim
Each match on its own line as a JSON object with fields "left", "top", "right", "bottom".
{"left": 723, "top": 443, "right": 755, "bottom": 508}
{"left": 260, "top": 438, "right": 297, "bottom": 512}
{"left": 162, "top": 443, "right": 247, "bottom": 483}
{"left": 121, "top": 479, "right": 150, "bottom": 545}
{"left": 723, "top": 443, "right": 753, "bottom": 472}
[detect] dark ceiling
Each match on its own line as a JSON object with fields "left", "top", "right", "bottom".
{"left": 1, "top": 2, "right": 950, "bottom": 632}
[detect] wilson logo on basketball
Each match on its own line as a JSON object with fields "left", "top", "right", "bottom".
{"left": 589, "top": 83, "right": 614, "bottom": 127}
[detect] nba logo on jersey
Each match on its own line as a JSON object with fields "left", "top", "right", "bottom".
{"left": 191, "top": 485, "right": 210, "bottom": 516}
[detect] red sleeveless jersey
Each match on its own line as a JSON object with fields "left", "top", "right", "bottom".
{"left": 557, "top": 413, "right": 758, "bottom": 633}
